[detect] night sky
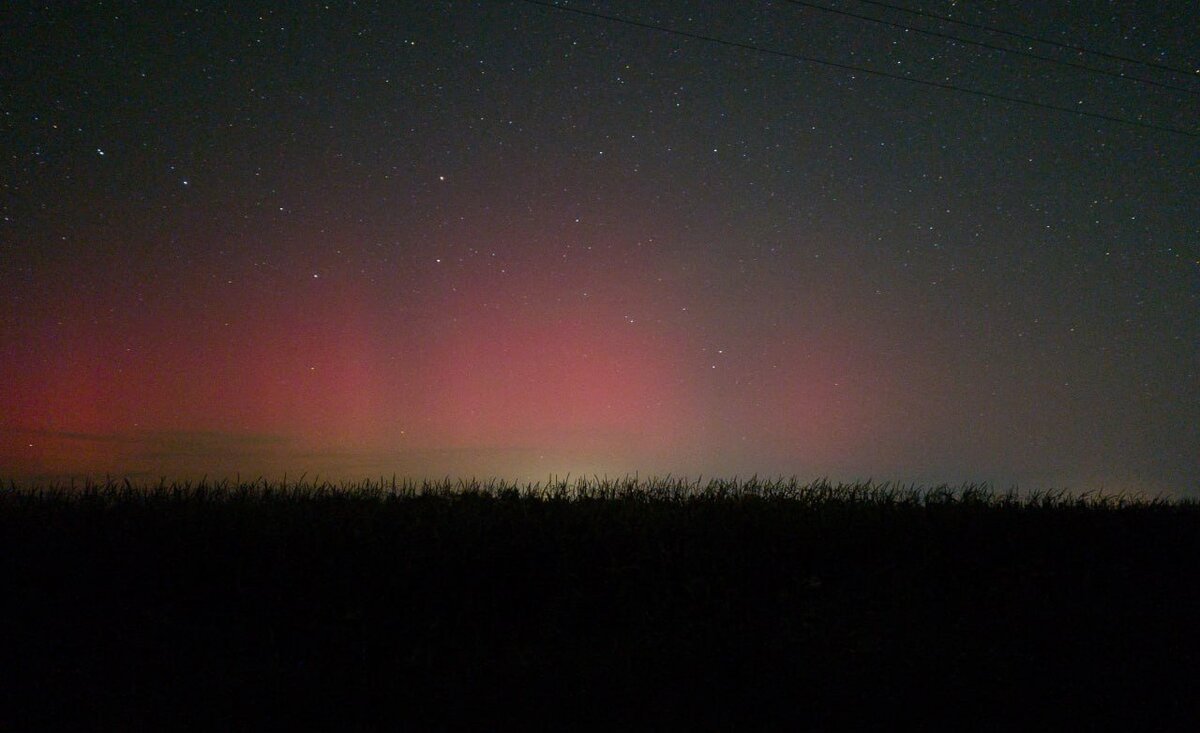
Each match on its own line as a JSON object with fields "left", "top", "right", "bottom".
{"left": 3, "top": 1, "right": 1197, "bottom": 494}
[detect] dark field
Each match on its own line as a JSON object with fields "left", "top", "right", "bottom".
{"left": 4, "top": 478, "right": 1199, "bottom": 729}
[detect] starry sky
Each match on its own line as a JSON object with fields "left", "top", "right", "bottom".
{"left": 2, "top": 1, "right": 1197, "bottom": 494}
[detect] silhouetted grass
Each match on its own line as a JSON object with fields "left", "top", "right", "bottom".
{"left": 3, "top": 477, "right": 1198, "bottom": 729}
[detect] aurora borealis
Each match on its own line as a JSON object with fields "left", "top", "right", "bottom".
{"left": 2, "top": 1, "right": 1197, "bottom": 493}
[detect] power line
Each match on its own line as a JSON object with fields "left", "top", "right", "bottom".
{"left": 781, "top": 0, "right": 1200, "bottom": 97}
{"left": 514, "top": 0, "right": 1197, "bottom": 138}
{"left": 855, "top": 0, "right": 1200, "bottom": 80}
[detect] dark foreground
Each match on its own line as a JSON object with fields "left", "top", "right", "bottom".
{"left": 3, "top": 478, "right": 1199, "bottom": 730}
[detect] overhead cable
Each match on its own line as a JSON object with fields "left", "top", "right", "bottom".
{"left": 781, "top": 0, "right": 1200, "bottom": 96}
{"left": 855, "top": 0, "right": 1199, "bottom": 79}
{"left": 514, "top": 0, "right": 1196, "bottom": 138}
